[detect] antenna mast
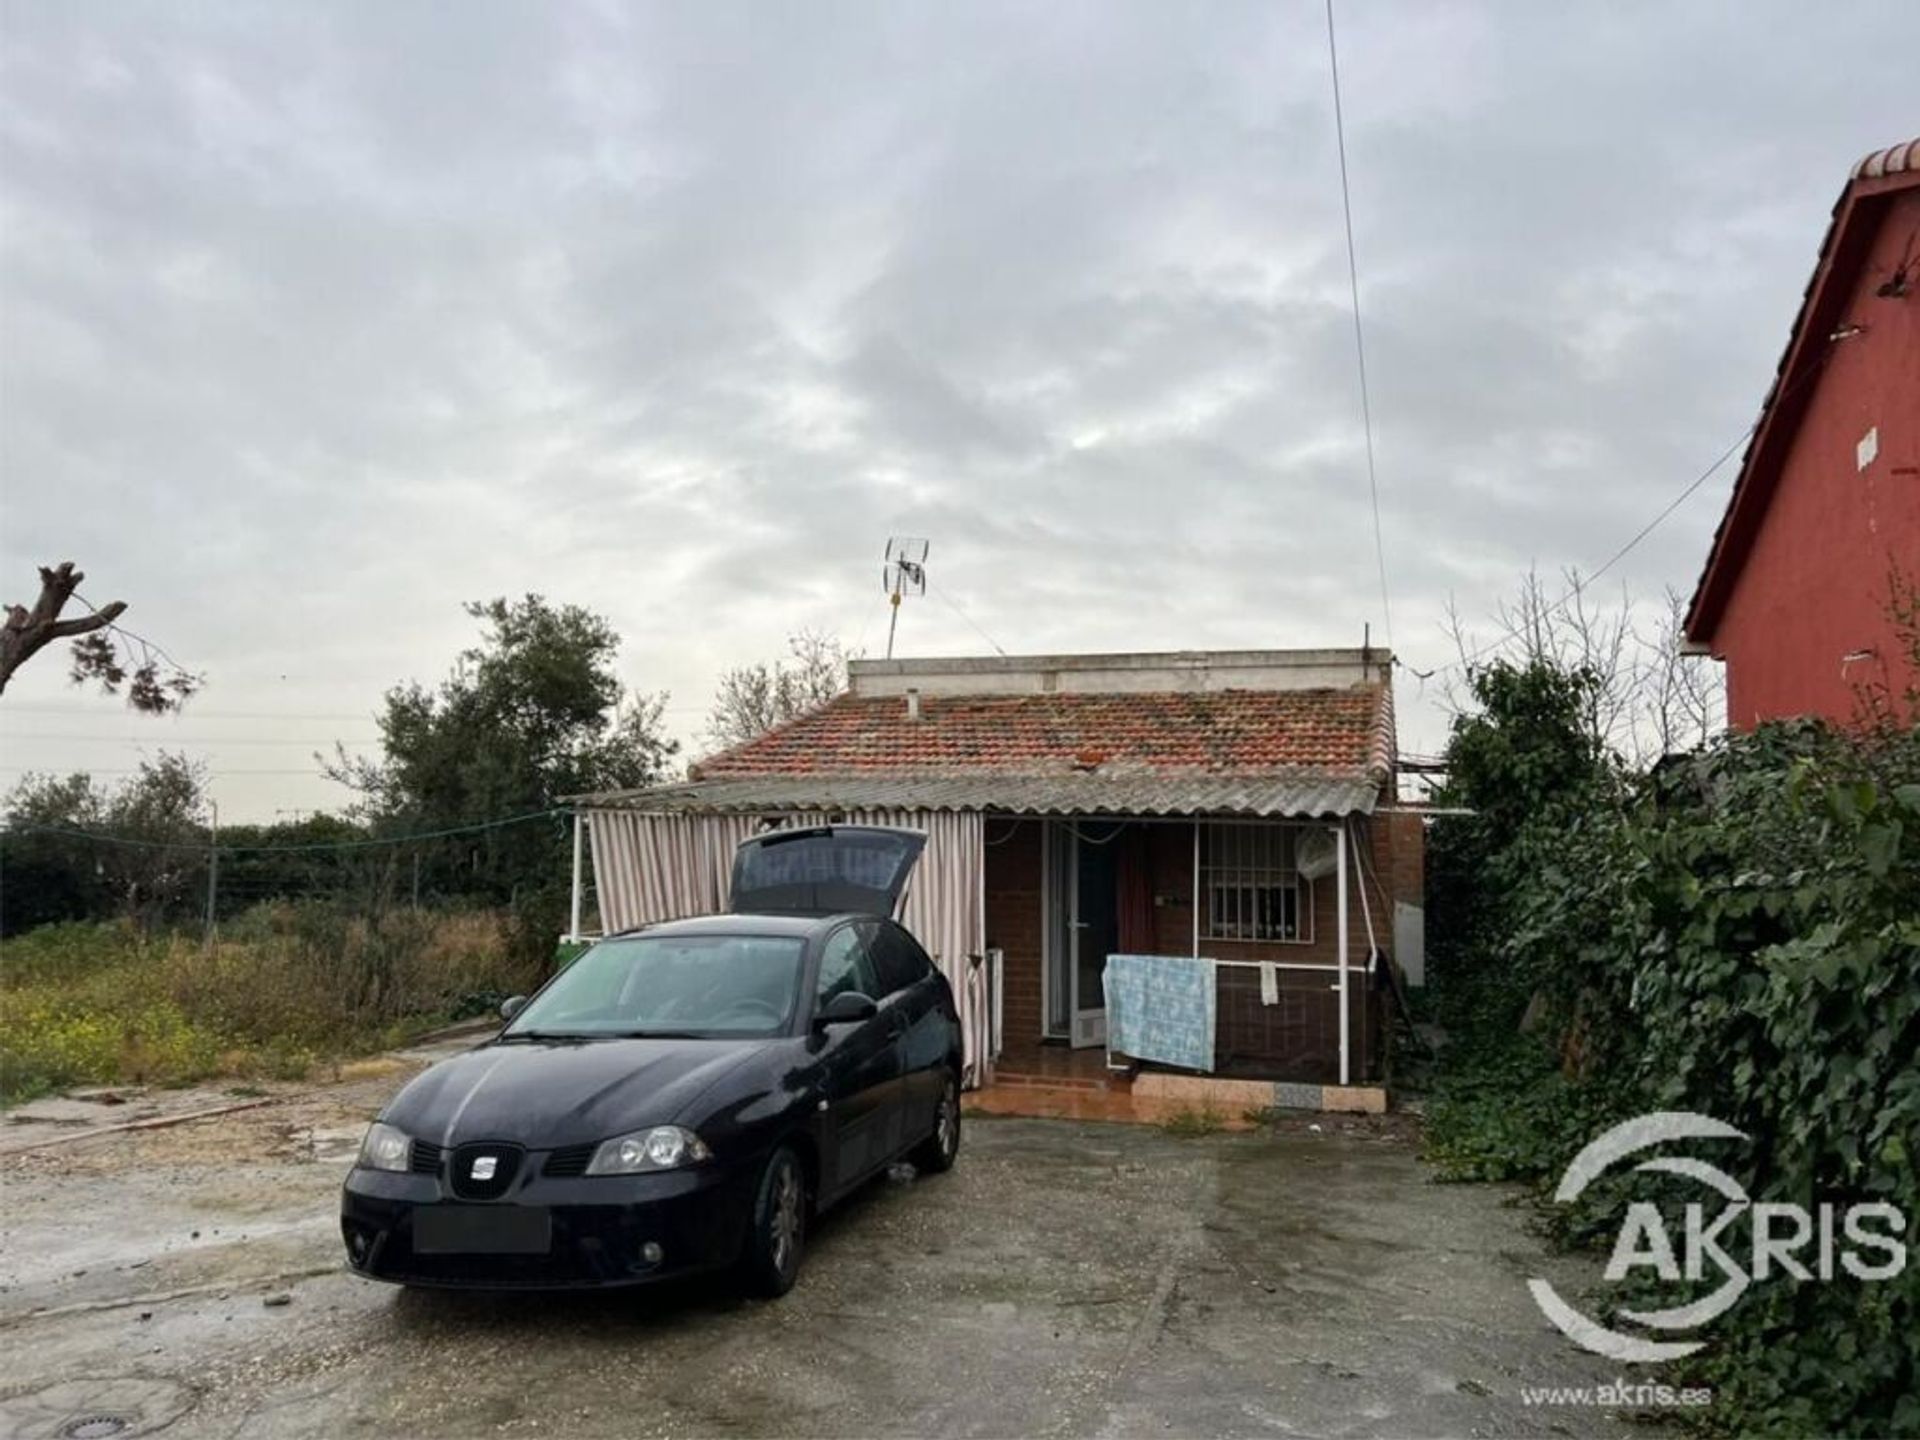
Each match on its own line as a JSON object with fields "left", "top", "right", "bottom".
{"left": 882, "top": 537, "right": 929, "bottom": 660}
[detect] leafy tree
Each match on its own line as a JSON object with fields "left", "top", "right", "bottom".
{"left": 705, "top": 629, "right": 850, "bottom": 752}
{"left": 1, "top": 562, "right": 200, "bottom": 711}
{"left": 211, "top": 812, "right": 381, "bottom": 914}
{"left": 1, "top": 754, "right": 210, "bottom": 932}
{"left": 327, "top": 596, "right": 678, "bottom": 944}
{"left": 0, "top": 772, "right": 109, "bottom": 933}
{"left": 1426, "top": 658, "right": 1615, "bottom": 1038}
{"left": 1423, "top": 642, "right": 1920, "bottom": 1432}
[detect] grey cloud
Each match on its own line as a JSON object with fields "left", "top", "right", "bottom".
{"left": 0, "top": 1, "right": 1911, "bottom": 814}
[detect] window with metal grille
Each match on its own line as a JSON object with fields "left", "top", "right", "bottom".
{"left": 1199, "top": 824, "right": 1309, "bottom": 943}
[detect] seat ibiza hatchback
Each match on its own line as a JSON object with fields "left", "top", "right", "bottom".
{"left": 341, "top": 825, "right": 963, "bottom": 1295}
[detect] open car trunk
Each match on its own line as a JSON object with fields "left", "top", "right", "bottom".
{"left": 728, "top": 824, "right": 928, "bottom": 918}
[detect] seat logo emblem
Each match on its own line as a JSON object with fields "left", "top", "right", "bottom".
{"left": 470, "top": 1155, "right": 498, "bottom": 1181}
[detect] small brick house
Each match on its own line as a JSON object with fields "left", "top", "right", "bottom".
{"left": 569, "top": 649, "right": 1422, "bottom": 1091}
{"left": 1684, "top": 138, "right": 1920, "bottom": 727}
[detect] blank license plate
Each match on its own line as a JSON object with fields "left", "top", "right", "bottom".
{"left": 413, "top": 1206, "right": 551, "bottom": 1255}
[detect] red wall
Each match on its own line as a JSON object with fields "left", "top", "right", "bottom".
{"left": 1712, "top": 190, "right": 1920, "bottom": 729}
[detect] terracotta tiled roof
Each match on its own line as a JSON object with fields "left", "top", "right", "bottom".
{"left": 690, "top": 685, "right": 1393, "bottom": 782}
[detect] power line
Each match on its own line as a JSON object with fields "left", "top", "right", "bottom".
{"left": 0, "top": 765, "right": 334, "bottom": 776}
{"left": 0, "top": 733, "right": 379, "bottom": 746}
{"left": 7, "top": 807, "right": 565, "bottom": 855}
{"left": 1582, "top": 425, "right": 1757, "bottom": 590}
{"left": 928, "top": 580, "right": 1009, "bottom": 657}
{"left": 0, "top": 703, "right": 385, "bottom": 722}
{"left": 0, "top": 702, "right": 706, "bottom": 720}
{"left": 1325, "top": 0, "right": 1393, "bottom": 652}
{"left": 1422, "top": 344, "right": 1839, "bottom": 680}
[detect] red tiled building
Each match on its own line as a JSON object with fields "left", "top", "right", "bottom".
{"left": 572, "top": 649, "right": 1422, "bottom": 1094}
{"left": 1684, "top": 138, "right": 1920, "bottom": 728}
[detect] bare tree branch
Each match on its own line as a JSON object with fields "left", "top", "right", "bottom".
{"left": 705, "top": 629, "right": 852, "bottom": 751}
{"left": 0, "top": 563, "right": 124, "bottom": 694}
{"left": 1438, "top": 568, "right": 1725, "bottom": 765}
{"left": 0, "top": 561, "right": 198, "bottom": 712}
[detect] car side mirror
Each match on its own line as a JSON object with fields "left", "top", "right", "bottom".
{"left": 813, "top": 991, "right": 878, "bottom": 1029}
{"left": 500, "top": 995, "right": 527, "bottom": 1023}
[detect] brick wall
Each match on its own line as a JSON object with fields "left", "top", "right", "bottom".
{"left": 1214, "top": 964, "right": 1381, "bottom": 1082}
{"left": 1378, "top": 807, "right": 1426, "bottom": 985}
{"left": 981, "top": 814, "right": 1400, "bottom": 1078}
{"left": 1151, "top": 819, "right": 1375, "bottom": 968}
{"left": 984, "top": 819, "right": 1045, "bottom": 1047}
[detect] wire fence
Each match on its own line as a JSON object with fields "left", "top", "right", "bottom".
{"left": 1, "top": 808, "right": 577, "bottom": 942}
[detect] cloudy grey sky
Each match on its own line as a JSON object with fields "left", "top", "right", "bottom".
{"left": 1, "top": 1, "right": 1911, "bottom": 820}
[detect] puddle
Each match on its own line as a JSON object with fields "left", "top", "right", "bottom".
{"left": 285, "top": 1125, "right": 363, "bottom": 1163}
{"left": 5, "top": 1098, "right": 164, "bottom": 1129}
{"left": 2, "top": 1208, "right": 335, "bottom": 1290}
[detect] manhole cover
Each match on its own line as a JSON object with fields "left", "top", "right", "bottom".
{"left": 0, "top": 1378, "right": 193, "bottom": 1440}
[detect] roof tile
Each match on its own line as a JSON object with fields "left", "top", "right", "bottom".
{"left": 691, "top": 686, "right": 1393, "bottom": 782}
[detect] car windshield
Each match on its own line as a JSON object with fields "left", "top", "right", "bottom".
{"left": 505, "top": 933, "right": 806, "bottom": 1038}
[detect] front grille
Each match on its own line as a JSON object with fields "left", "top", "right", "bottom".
{"left": 449, "top": 1143, "right": 524, "bottom": 1200}
{"left": 544, "top": 1144, "right": 596, "bottom": 1178}
{"left": 410, "top": 1139, "right": 444, "bottom": 1175}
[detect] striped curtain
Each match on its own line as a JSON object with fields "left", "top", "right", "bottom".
{"left": 584, "top": 810, "right": 760, "bottom": 929}
{"left": 581, "top": 807, "right": 990, "bottom": 1085}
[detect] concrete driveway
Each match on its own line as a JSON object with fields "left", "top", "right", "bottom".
{"left": 1, "top": 1062, "right": 1635, "bottom": 1439}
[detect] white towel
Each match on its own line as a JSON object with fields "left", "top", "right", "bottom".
{"left": 1260, "top": 962, "right": 1279, "bottom": 1006}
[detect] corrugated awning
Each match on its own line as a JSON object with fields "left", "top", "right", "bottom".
{"left": 566, "top": 771, "right": 1380, "bottom": 818}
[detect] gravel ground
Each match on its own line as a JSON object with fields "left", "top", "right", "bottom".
{"left": 0, "top": 1043, "right": 1641, "bottom": 1440}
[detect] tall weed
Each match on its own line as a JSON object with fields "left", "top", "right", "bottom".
{"left": 0, "top": 902, "right": 531, "bottom": 1101}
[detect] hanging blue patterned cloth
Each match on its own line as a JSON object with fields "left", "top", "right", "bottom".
{"left": 1104, "top": 954, "right": 1216, "bottom": 1073}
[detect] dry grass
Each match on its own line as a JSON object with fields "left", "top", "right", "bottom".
{"left": 1158, "top": 1103, "right": 1231, "bottom": 1137}
{"left": 0, "top": 905, "right": 534, "bottom": 1102}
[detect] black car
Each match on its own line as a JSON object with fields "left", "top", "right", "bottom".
{"left": 341, "top": 825, "right": 963, "bottom": 1296}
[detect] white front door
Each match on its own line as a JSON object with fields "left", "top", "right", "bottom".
{"left": 1068, "top": 826, "right": 1116, "bottom": 1049}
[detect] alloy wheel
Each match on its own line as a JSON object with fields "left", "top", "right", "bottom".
{"left": 769, "top": 1160, "right": 803, "bottom": 1275}
{"left": 936, "top": 1080, "right": 958, "bottom": 1159}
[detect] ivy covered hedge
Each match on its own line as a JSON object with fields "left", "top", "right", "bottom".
{"left": 1422, "top": 662, "right": 1919, "bottom": 1435}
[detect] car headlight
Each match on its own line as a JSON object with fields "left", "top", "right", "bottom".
{"left": 358, "top": 1121, "right": 413, "bottom": 1173}
{"left": 585, "top": 1125, "right": 712, "bottom": 1175}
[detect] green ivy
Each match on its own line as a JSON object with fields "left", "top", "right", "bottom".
{"left": 1424, "top": 662, "right": 1919, "bottom": 1435}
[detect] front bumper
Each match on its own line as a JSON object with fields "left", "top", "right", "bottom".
{"left": 341, "top": 1156, "right": 756, "bottom": 1290}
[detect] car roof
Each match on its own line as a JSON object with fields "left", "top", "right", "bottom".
{"left": 610, "top": 911, "right": 883, "bottom": 942}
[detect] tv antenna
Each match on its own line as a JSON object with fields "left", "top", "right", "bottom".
{"left": 881, "top": 537, "right": 928, "bottom": 659}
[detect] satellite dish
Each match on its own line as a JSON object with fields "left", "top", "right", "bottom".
{"left": 1296, "top": 829, "right": 1339, "bottom": 881}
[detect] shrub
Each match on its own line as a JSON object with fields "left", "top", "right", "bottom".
{"left": 0, "top": 902, "right": 527, "bottom": 1102}
{"left": 1426, "top": 661, "right": 1920, "bottom": 1435}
